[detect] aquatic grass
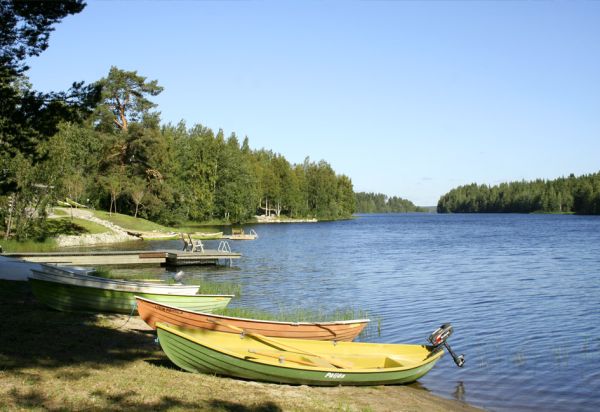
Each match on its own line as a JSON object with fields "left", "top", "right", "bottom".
{"left": 213, "top": 306, "right": 370, "bottom": 323}
{"left": 0, "top": 238, "right": 59, "bottom": 252}
{"left": 512, "top": 351, "right": 526, "bottom": 367}
{"left": 183, "top": 279, "right": 241, "bottom": 296}
{"left": 212, "top": 306, "right": 380, "bottom": 339}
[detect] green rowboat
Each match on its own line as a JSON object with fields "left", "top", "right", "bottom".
{"left": 156, "top": 323, "right": 446, "bottom": 386}
{"left": 29, "top": 272, "right": 233, "bottom": 314}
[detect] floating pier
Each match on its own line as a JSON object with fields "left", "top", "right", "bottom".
{"left": 1, "top": 249, "right": 241, "bottom": 267}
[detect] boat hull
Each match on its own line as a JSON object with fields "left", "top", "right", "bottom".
{"left": 136, "top": 296, "right": 368, "bottom": 341}
{"left": 35, "top": 266, "right": 200, "bottom": 295}
{"left": 29, "top": 278, "right": 233, "bottom": 314}
{"left": 156, "top": 324, "right": 444, "bottom": 386}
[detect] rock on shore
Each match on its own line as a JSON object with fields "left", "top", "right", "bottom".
{"left": 54, "top": 208, "right": 142, "bottom": 247}
{"left": 56, "top": 231, "right": 141, "bottom": 247}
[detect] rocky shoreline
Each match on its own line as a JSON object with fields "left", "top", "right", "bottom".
{"left": 54, "top": 208, "right": 141, "bottom": 247}
{"left": 254, "top": 215, "right": 317, "bottom": 223}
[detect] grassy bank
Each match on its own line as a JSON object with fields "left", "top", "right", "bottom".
{"left": 0, "top": 238, "right": 58, "bottom": 253}
{"left": 0, "top": 281, "right": 480, "bottom": 412}
{"left": 90, "top": 210, "right": 222, "bottom": 238}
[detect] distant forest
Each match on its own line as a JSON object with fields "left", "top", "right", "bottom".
{"left": 355, "top": 192, "right": 426, "bottom": 213}
{"left": 437, "top": 172, "right": 600, "bottom": 214}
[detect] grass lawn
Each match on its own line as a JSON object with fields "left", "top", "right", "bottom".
{"left": 90, "top": 210, "right": 171, "bottom": 232}
{"left": 62, "top": 217, "right": 110, "bottom": 235}
{"left": 89, "top": 211, "right": 223, "bottom": 238}
{"left": 0, "top": 281, "right": 479, "bottom": 412}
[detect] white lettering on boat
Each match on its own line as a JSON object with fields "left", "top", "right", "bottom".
{"left": 324, "top": 372, "right": 346, "bottom": 379}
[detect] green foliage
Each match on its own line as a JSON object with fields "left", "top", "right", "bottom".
{"left": 0, "top": 215, "right": 101, "bottom": 245}
{"left": 355, "top": 192, "right": 426, "bottom": 213}
{"left": 437, "top": 172, "right": 600, "bottom": 215}
{"left": 1, "top": 3, "right": 355, "bottom": 239}
{"left": 94, "top": 66, "right": 163, "bottom": 132}
{"left": 1, "top": 0, "right": 97, "bottom": 163}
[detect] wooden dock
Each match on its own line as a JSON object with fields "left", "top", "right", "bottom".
{"left": 1, "top": 249, "right": 241, "bottom": 267}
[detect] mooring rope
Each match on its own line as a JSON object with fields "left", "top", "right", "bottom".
{"left": 113, "top": 301, "right": 137, "bottom": 329}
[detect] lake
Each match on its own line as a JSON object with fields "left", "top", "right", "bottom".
{"left": 124, "top": 213, "right": 600, "bottom": 411}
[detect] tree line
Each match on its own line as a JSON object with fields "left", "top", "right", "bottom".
{"left": 355, "top": 192, "right": 426, "bottom": 213}
{"left": 0, "top": 1, "right": 354, "bottom": 240}
{"left": 437, "top": 172, "right": 600, "bottom": 215}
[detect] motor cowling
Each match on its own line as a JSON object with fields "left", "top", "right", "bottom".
{"left": 428, "top": 323, "right": 454, "bottom": 347}
{"left": 427, "top": 323, "right": 465, "bottom": 367}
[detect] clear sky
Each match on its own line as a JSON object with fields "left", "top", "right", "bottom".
{"left": 25, "top": 1, "right": 600, "bottom": 206}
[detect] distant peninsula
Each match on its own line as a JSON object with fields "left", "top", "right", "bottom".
{"left": 355, "top": 192, "right": 427, "bottom": 213}
{"left": 437, "top": 171, "right": 600, "bottom": 214}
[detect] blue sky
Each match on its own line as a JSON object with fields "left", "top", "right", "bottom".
{"left": 26, "top": 1, "right": 600, "bottom": 205}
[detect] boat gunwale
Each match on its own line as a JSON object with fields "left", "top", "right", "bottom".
{"left": 28, "top": 275, "right": 235, "bottom": 299}
{"left": 136, "top": 296, "right": 370, "bottom": 325}
{"left": 38, "top": 264, "right": 195, "bottom": 289}
{"left": 156, "top": 322, "right": 443, "bottom": 374}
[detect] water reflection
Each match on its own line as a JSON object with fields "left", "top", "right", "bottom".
{"left": 453, "top": 381, "right": 465, "bottom": 402}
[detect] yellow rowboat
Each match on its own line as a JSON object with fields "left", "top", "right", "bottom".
{"left": 156, "top": 323, "right": 464, "bottom": 386}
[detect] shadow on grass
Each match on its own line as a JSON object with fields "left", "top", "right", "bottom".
{"left": 0, "top": 280, "right": 157, "bottom": 372}
{"left": 208, "top": 400, "right": 282, "bottom": 412}
{"left": 145, "top": 357, "right": 181, "bottom": 370}
{"left": 5, "top": 387, "right": 282, "bottom": 411}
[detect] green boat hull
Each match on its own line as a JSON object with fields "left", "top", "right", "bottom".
{"left": 29, "top": 278, "right": 232, "bottom": 314}
{"left": 156, "top": 327, "right": 442, "bottom": 386}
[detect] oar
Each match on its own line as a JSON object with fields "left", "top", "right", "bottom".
{"left": 207, "top": 319, "right": 353, "bottom": 369}
{"left": 246, "top": 349, "right": 319, "bottom": 367}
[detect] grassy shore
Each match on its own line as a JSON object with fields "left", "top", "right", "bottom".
{"left": 0, "top": 280, "right": 481, "bottom": 412}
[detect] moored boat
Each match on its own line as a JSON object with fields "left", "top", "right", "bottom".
{"left": 155, "top": 323, "right": 463, "bottom": 386}
{"left": 29, "top": 270, "right": 233, "bottom": 314}
{"left": 136, "top": 296, "right": 369, "bottom": 341}
{"left": 190, "top": 232, "right": 223, "bottom": 240}
{"left": 222, "top": 228, "right": 257, "bottom": 240}
{"left": 38, "top": 264, "right": 200, "bottom": 295}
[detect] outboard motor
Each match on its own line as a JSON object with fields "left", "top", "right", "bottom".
{"left": 428, "top": 323, "right": 465, "bottom": 367}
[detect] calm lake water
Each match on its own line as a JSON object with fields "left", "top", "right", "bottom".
{"left": 117, "top": 214, "right": 600, "bottom": 411}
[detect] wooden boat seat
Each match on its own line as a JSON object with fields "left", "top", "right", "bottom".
{"left": 384, "top": 356, "right": 405, "bottom": 367}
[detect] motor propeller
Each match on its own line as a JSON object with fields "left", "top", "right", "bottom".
{"left": 428, "top": 323, "right": 465, "bottom": 367}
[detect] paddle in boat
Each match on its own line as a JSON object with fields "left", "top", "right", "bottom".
{"left": 155, "top": 322, "right": 464, "bottom": 386}
{"left": 28, "top": 268, "right": 234, "bottom": 314}
{"left": 136, "top": 296, "right": 369, "bottom": 341}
